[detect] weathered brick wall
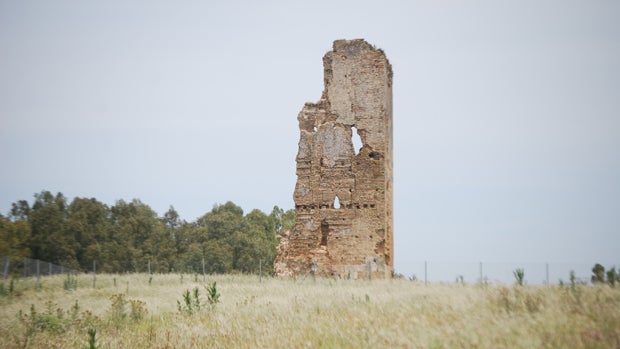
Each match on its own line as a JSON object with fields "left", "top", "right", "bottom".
{"left": 275, "top": 39, "right": 393, "bottom": 279}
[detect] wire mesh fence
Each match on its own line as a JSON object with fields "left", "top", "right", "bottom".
{"left": 1, "top": 256, "right": 269, "bottom": 285}
{"left": 2, "top": 256, "right": 79, "bottom": 280}
{"left": 403, "top": 261, "right": 596, "bottom": 285}
{"left": 2, "top": 255, "right": 605, "bottom": 286}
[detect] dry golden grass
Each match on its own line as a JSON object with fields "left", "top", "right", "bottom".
{"left": 0, "top": 273, "right": 619, "bottom": 348}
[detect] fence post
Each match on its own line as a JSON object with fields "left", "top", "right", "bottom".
{"left": 93, "top": 260, "right": 97, "bottom": 288}
{"left": 3, "top": 257, "right": 9, "bottom": 280}
{"left": 202, "top": 257, "right": 206, "bottom": 282}
{"left": 34, "top": 259, "right": 40, "bottom": 290}
{"left": 311, "top": 259, "right": 317, "bottom": 284}
{"left": 424, "top": 261, "right": 428, "bottom": 285}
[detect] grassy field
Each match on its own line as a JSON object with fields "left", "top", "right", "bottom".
{"left": 0, "top": 273, "right": 619, "bottom": 348}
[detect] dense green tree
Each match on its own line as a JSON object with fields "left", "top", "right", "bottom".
{"left": 10, "top": 200, "right": 30, "bottom": 221}
{"left": 175, "top": 242, "right": 204, "bottom": 273}
{"left": 162, "top": 206, "right": 181, "bottom": 231}
{"left": 281, "top": 209, "right": 295, "bottom": 232}
{"left": 143, "top": 223, "right": 176, "bottom": 273}
{"left": 203, "top": 239, "right": 233, "bottom": 273}
{"left": 269, "top": 206, "right": 295, "bottom": 233}
{"left": 162, "top": 206, "right": 181, "bottom": 244}
{"left": 4, "top": 192, "right": 289, "bottom": 275}
{"left": 230, "top": 231, "right": 258, "bottom": 272}
{"left": 0, "top": 215, "right": 32, "bottom": 269}
{"left": 95, "top": 240, "right": 127, "bottom": 273}
{"left": 238, "top": 209, "right": 277, "bottom": 273}
{"left": 270, "top": 206, "right": 285, "bottom": 234}
{"left": 197, "top": 201, "right": 244, "bottom": 241}
{"left": 108, "top": 199, "right": 173, "bottom": 272}
{"left": 29, "top": 191, "right": 79, "bottom": 268}
{"left": 107, "top": 200, "right": 139, "bottom": 271}
{"left": 66, "top": 197, "right": 110, "bottom": 270}
{"left": 191, "top": 202, "right": 246, "bottom": 274}
{"left": 171, "top": 221, "right": 196, "bottom": 268}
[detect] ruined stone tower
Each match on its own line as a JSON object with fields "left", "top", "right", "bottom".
{"left": 275, "top": 39, "right": 393, "bottom": 279}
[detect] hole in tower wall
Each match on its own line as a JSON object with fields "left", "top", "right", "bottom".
{"left": 334, "top": 196, "right": 341, "bottom": 209}
{"left": 351, "top": 126, "right": 362, "bottom": 155}
{"left": 320, "top": 221, "right": 329, "bottom": 246}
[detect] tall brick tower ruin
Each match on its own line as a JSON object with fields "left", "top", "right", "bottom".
{"left": 275, "top": 39, "right": 393, "bottom": 279}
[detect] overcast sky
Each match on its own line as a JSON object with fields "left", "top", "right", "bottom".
{"left": 1, "top": 0, "right": 618, "bottom": 281}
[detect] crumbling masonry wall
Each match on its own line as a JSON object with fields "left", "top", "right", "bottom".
{"left": 275, "top": 39, "right": 393, "bottom": 279}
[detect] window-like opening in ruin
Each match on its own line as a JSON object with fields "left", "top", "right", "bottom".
{"left": 320, "top": 221, "right": 329, "bottom": 246}
{"left": 369, "top": 151, "right": 383, "bottom": 159}
{"left": 334, "top": 195, "right": 341, "bottom": 209}
{"left": 351, "top": 126, "right": 362, "bottom": 155}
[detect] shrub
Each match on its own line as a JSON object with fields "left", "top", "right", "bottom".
{"left": 108, "top": 294, "right": 128, "bottom": 321}
{"left": 177, "top": 288, "right": 201, "bottom": 315}
{"left": 86, "top": 327, "right": 99, "bottom": 349}
{"left": 63, "top": 273, "right": 78, "bottom": 291}
{"left": 513, "top": 268, "right": 525, "bottom": 286}
{"left": 177, "top": 282, "right": 220, "bottom": 315}
{"left": 494, "top": 286, "right": 543, "bottom": 314}
{"left": 591, "top": 263, "right": 606, "bottom": 283}
{"left": 129, "top": 300, "right": 148, "bottom": 322}
{"left": 14, "top": 299, "right": 100, "bottom": 344}
{"left": 17, "top": 302, "right": 67, "bottom": 336}
{"left": 607, "top": 267, "right": 617, "bottom": 287}
{"left": 392, "top": 271, "right": 405, "bottom": 279}
{"left": 206, "top": 281, "right": 220, "bottom": 307}
{"left": 570, "top": 270, "right": 577, "bottom": 290}
{"left": 108, "top": 293, "right": 147, "bottom": 323}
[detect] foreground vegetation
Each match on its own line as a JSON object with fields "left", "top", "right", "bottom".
{"left": 1, "top": 274, "right": 619, "bottom": 348}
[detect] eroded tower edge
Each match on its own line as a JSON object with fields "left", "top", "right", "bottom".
{"left": 275, "top": 39, "right": 393, "bottom": 279}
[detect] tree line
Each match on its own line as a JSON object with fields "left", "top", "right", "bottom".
{"left": 0, "top": 191, "right": 295, "bottom": 274}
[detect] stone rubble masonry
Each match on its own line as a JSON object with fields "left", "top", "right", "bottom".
{"left": 275, "top": 39, "right": 393, "bottom": 279}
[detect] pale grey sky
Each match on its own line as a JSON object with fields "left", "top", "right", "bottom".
{"left": 1, "top": 0, "right": 618, "bottom": 281}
